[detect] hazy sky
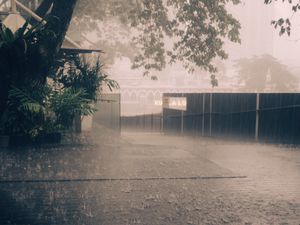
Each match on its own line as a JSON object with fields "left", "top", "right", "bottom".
{"left": 70, "top": 0, "right": 300, "bottom": 91}
{"left": 70, "top": 0, "right": 300, "bottom": 115}
{"left": 228, "top": 0, "right": 300, "bottom": 69}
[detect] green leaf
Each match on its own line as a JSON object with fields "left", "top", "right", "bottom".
{"left": 15, "top": 21, "right": 29, "bottom": 39}
{"left": 3, "top": 27, "right": 14, "bottom": 42}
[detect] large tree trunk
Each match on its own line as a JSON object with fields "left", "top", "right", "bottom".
{"left": 15, "top": 0, "right": 53, "bottom": 26}
{"left": 0, "top": 0, "right": 78, "bottom": 123}
{"left": 35, "top": 0, "right": 54, "bottom": 17}
{"left": 32, "top": 0, "right": 78, "bottom": 55}
{"left": 49, "top": 0, "right": 78, "bottom": 54}
{"left": 32, "top": 0, "right": 78, "bottom": 80}
{"left": 29, "top": 0, "right": 78, "bottom": 55}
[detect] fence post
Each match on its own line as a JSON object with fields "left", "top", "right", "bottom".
{"left": 161, "top": 112, "right": 164, "bottom": 133}
{"left": 209, "top": 93, "right": 212, "bottom": 137}
{"left": 135, "top": 115, "right": 138, "bottom": 129}
{"left": 151, "top": 113, "right": 154, "bottom": 131}
{"left": 181, "top": 110, "right": 184, "bottom": 134}
{"left": 255, "top": 93, "right": 260, "bottom": 141}
{"left": 202, "top": 93, "right": 205, "bottom": 136}
{"left": 118, "top": 94, "right": 121, "bottom": 133}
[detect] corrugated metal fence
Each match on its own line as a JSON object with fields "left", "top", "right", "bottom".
{"left": 93, "top": 93, "right": 121, "bottom": 131}
{"left": 121, "top": 114, "right": 162, "bottom": 132}
{"left": 163, "top": 93, "right": 300, "bottom": 144}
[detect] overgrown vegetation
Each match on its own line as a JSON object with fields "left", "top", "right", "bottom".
{"left": 63, "top": 0, "right": 242, "bottom": 83}
{"left": 0, "top": 18, "right": 118, "bottom": 141}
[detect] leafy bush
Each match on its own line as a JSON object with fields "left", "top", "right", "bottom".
{"left": 0, "top": 18, "right": 118, "bottom": 140}
{"left": 1, "top": 84, "right": 97, "bottom": 138}
{"left": 0, "top": 18, "right": 58, "bottom": 138}
{"left": 52, "top": 53, "right": 119, "bottom": 101}
{"left": 51, "top": 87, "right": 95, "bottom": 129}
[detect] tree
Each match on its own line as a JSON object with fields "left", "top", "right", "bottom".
{"left": 0, "top": 0, "right": 242, "bottom": 116}
{"left": 0, "top": 1, "right": 120, "bottom": 139}
{"left": 65, "top": 0, "right": 241, "bottom": 78}
{"left": 234, "top": 55, "right": 298, "bottom": 91}
{"left": 0, "top": 0, "right": 243, "bottom": 89}
{"left": 32, "top": 0, "right": 241, "bottom": 80}
{"left": 0, "top": 22, "right": 112, "bottom": 138}
{"left": 0, "top": 0, "right": 78, "bottom": 116}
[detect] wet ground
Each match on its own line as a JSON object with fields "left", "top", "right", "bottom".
{"left": 0, "top": 126, "right": 300, "bottom": 224}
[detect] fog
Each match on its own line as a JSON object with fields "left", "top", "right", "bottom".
{"left": 1, "top": 2, "right": 300, "bottom": 224}
{"left": 67, "top": 1, "right": 300, "bottom": 116}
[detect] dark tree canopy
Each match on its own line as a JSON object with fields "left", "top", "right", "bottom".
{"left": 71, "top": 0, "right": 241, "bottom": 77}
{"left": 0, "top": 0, "right": 78, "bottom": 116}
{"left": 33, "top": 0, "right": 78, "bottom": 53}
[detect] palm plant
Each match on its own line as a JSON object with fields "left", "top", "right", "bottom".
{"left": 0, "top": 17, "right": 58, "bottom": 129}
{"left": 3, "top": 85, "right": 96, "bottom": 138}
{"left": 52, "top": 53, "right": 119, "bottom": 101}
{"left": 50, "top": 87, "right": 96, "bottom": 129}
{"left": 0, "top": 16, "right": 118, "bottom": 143}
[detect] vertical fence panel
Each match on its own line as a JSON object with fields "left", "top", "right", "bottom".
{"left": 122, "top": 93, "right": 300, "bottom": 144}
{"left": 162, "top": 93, "right": 258, "bottom": 142}
{"left": 93, "top": 93, "right": 121, "bottom": 131}
{"left": 258, "top": 93, "right": 300, "bottom": 144}
{"left": 121, "top": 114, "right": 163, "bottom": 132}
{"left": 255, "top": 93, "right": 260, "bottom": 141}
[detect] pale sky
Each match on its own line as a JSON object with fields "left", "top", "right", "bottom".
{"left": 228, "top": 1, "right": 300, "bottom": 70}
{"left": 70, "top": 0, "right": 300, "bottom": 92}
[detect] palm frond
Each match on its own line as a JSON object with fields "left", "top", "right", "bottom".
{"left": 8, "top": 86, "right": 46, "bottom": 113}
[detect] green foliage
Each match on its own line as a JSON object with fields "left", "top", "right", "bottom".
{"left": 0, "top": 17, "right": 59, "bottom": 121}
{"left": 210, "top": 75, "right": 218, "bottom": 88}
{"left": 52, "top": 54, "right": 119, "bottom": 101}
{"left": 51, "top": 87, "right": 95, "bottom": 129}
{"left": 264, "top": 0, "right": 297, "bottom": 36}
{"left": 0, "top": 17, "right": 58, "bottom": 83}
{"left": 0, "top": 16, "right": 118, "bottom": 139}
{"left": 1, "top": 84, "right": 97, "bottom": 137}
{"left": 132, "top": 0, "right": 241, "bottom": 74}
{"left": 8, "top": 86, "right": 48, "bottom": 113}
{"left": 72, "top": 0, "right": 241, "bottom": 79}
{"left": 0, "top": 18, "right": 60, "bottom": 138}
{"left": 2, "top": 86, "right": 50, "bottom": 137}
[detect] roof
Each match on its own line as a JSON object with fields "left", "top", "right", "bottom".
{"left": 60, "top": 47, "right": 103, "bottom": 54}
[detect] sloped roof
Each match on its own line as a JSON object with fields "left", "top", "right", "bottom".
{"left": 2, "top": 1, "right": 102, "bottom": 54}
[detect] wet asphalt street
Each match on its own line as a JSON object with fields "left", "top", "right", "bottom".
{"left": 0, "top": 127, "right": 299, "bottom": 224}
